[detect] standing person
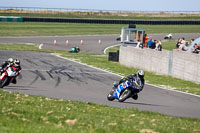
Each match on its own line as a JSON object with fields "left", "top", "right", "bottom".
{"left": 143, "top": 34, "right": 149, "bottom": 48}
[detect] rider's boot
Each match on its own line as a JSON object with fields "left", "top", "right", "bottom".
{"left": 11, "top": 78, "right": 17, "bottom": 84}
{"left": 132, "top": 93, "right": 138, "bottom": 100}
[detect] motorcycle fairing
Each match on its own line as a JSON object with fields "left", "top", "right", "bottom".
{"left": 0, "top": 72, "right": 6, "bottom": 80}
{"left": 113, "top": 81, "right": 132, "bottom": 99}
{"left": 7, "top": 67, "right": 17, "bottom": 77}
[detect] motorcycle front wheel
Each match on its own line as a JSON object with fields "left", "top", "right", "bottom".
{"left": 107, "top": 90, "right": 115, "bottom": 101}
{"left": 0, "top": 77, "right": 9, "bottom": 88}
{"left": 118, "top": 89, "right": 132, "bottom": 102}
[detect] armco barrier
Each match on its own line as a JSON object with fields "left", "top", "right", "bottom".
{"left": 119, "top": 45, "right": 200, "bottom": 83}
{"left": 23, "top": 17, "right": 200, "bottom": 25}
{"left": 0, "top": 16, "right": 23, "bottom": 22}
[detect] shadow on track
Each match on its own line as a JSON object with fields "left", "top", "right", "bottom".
{"left": 112, "top": 101, "right": 168, "bottom": 107}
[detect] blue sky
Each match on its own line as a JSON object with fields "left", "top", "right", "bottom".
{"left": 1, "top": 0, "right": 200, "bottom": 11}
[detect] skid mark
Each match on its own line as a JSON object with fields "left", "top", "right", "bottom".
{"left": 46, "top": 71, "right": 54, "bottom": 79}
{"left": 55, "top": 76, "right": 61, "bottom": 87}
{"left": 25, "top": 59, "right": 38, "bottom": 66}
{"left": 40, "top": 60, "right": 54, "bottom": 66}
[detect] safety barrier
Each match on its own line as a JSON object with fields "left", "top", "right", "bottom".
{"left": 119, "top": 45, "right": 200, "bottom": 83}
{"left": 0, "top": 16, "right": 23, "bottom": 22}
{"left": 23, "top": 17, "right": 200, "bottom": 25}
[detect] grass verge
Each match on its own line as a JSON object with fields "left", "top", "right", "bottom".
{"left": 0, "top": 89, "right": 200, "bottom": 133}
{"left": 0, "top": 22, "right": 200, "bottom": 36}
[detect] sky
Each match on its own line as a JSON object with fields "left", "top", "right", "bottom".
{"left": 1, "top": 0, "right": 200, "bottom": 12}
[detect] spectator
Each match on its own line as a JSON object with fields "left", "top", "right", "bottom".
{"left": 147, "top": 39, "right": 153, "bottom": 49}
{"left": 136, "top": 40, "right": 143, "bottom": 49}
{"left": 143, "top": 34, "right": 149, "bottom": 48}
{"left": 192, "top": 43, "right": 200, "bottom": 54}
{"left": 155, "top": 40, "right": 162, "bottom": 51}
{"left": 180, "top": 37, "right": 187, "bottom": 45}
{"left": 179, "top": 43, "right": 188, "bottom": 51}
{"left": 151, "top": 40, "right": 156, "bottom": 49}
{"left": 190, "top": 39, "right": 195, "bottom": 44}
{"left": 176, "top": 38, "right": 182, "bottom": 49}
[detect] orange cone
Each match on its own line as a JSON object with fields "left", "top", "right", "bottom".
{"left": 66, "top": 40, "right": 69, "bottom": 45}
{"left": 98, "top": 40, "right": 101, "bottom": 45}
{"left": 54, "top": 40, "right": 56, "bottom": 45}
{"left": 80, "top": 40, "right": 83, "bottom": 45}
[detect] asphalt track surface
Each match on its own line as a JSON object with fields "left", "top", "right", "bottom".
{"left": 0, "top": 33, "right": 200, "bottom": 119}
{"left": 1, "top": 33, "right": 200, "bottom": 53}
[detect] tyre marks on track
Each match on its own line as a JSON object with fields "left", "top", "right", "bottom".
{"left": 24, "top": 65, "right": 110, "bottom": 88}
{"left": 25, "top": 59, "right": 39, "bottom": 66}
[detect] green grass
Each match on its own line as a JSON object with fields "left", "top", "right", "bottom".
{"left": 0, "top": 22, "right": 200, "bottom": 36}
{"left": 0, "top": 89, "right": 200, "bottom": 133}
{"left": 0, "top": 44, "right": 200, "bottom": 95}
{"left": 1, "top": 44, "right": 200, "bottom": 132}
{"left": 105, "top": 46, "right": 120, "bottom": 54}
{"left": 162, "top": 40, "right": 177, "bottom": 50}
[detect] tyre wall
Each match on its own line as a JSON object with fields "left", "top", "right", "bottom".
{"left": 119, "top": 45, "right": 200, "bottom": 83}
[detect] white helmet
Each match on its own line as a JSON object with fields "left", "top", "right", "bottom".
{"left": 14, "top": 59, "right": 20, "bottom": 67}
{"left": 137, "top": 70, "right": 144, "bottom": 78}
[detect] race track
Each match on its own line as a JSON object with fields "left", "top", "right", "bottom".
{"left": 1, "top": 33, "right": 200, "bottom": 53}
{"left": 0, "top": 50, "right": 200, "bottom": 119}
{"left": 0, "top": 33, "right": 200, "bottom": 119}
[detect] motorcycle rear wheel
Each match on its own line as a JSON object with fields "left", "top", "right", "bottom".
{"left": 118, "top": 89, "right": 132, "bottom": 102}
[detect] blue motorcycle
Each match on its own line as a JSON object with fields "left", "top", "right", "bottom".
{"left": 107, "top": 78, "right": 139, "bottom": 102}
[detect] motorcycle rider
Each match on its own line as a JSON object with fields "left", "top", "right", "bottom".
{"left": 0, "top": 59, "right": 21, "bottom": 84}
{"left": 11, "top": 59, "right": 21, "bottom": 84}
{"left": 114, "top": 70, "right": 145, "bottom": 100}
{"left": 0, "top": 58, "right": 14, "bottom": 74}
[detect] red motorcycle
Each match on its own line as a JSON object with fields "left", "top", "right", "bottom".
{"left": 0, "top": 66, "right": 20, "bottom": 88}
